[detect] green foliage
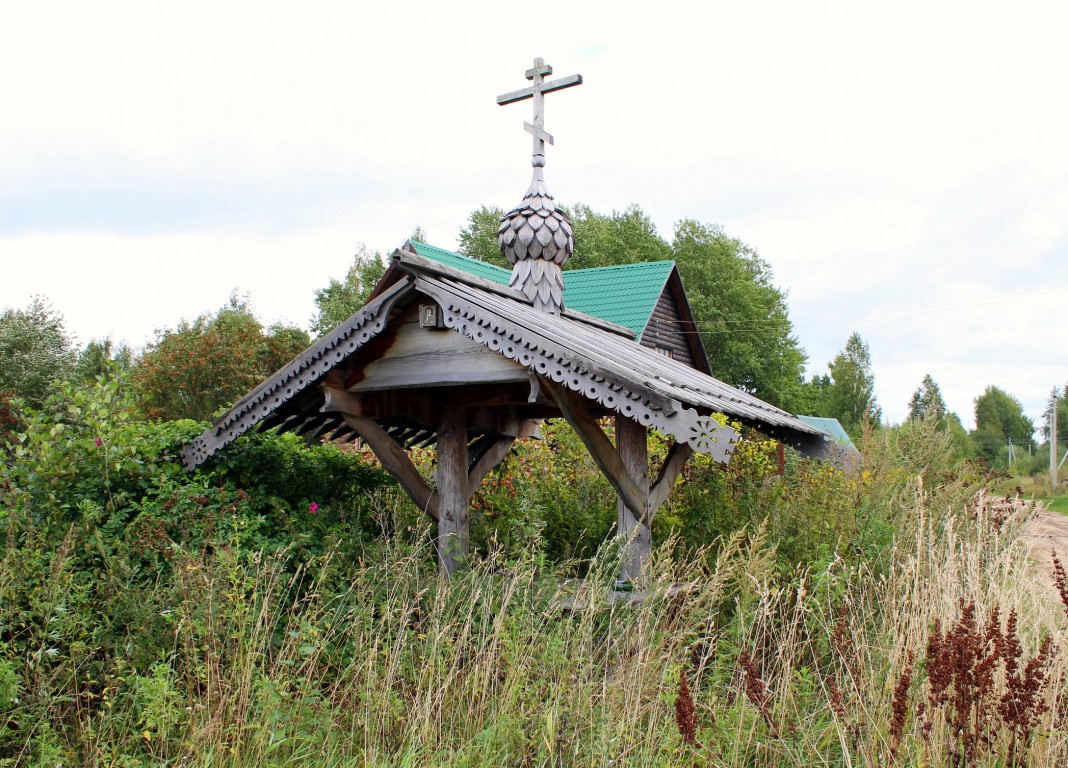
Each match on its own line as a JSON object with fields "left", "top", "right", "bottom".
{"left": 671, "top": 220, "right": 807, "bottom": 410}
{"left": 972, "top": 385, "right": 1035, "bottom": 468}
{"left": 567, "top": 203, "right": 671, "bottom": 269}
{"left": 908, "top": 373, "right": 947, "bottom": 422}
{"left": 133, "top": 293, "right": 309, "bottom": 422}
{"left": 817, "top": 331, "right": 881, "bottom": 440}
{"left": 311, "top": 244, "right": 387, "bottom": 337}
{"left": 944, "top": 411, "right": 977, "bottom": 460}
{"left": 469, "top": 420, "right": 615, "bottom": 564}
{"left": 0, "top": 392, "right": 18, "bottom": 447}
{"left": 456, "top": 206, "right": 509, "bottom": 268}
{"left": 906, "top": 375, "right": 973, "bottom": 460}
{"left": 456, "top": 204, "right": 808, "bottom": 410}
{"left": 0, "top": 296, "right": 76, "bottom": 409}
{"left": 75, "top": 337, "right": 133, "bottom": 384}
{"left": 7, "top": 365, "right": 1055, "bottom": 766}
{"left": 1042, "top": 384, "right": 1067, "bottom": 445}
{"left": 0, "top": 373, "right": 396, "bottom": 764}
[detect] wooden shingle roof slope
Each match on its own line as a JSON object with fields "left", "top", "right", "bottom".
{"left": 406, "top": 240, "right": 711, "bottom": 374}
{"left": 183, "top": 246, "right": 832, "bottom": 470}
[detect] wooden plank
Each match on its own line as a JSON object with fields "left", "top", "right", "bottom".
{"left": 495, "top": 73, "right": 582, "bottom": 105}
{"left": 647, "top": 440, "right": 694, "bottom": 515}
{"left": 539, "top": 377, "right": 647, "bottom": 519}
{"left": 395, "top": 250, "right": 634, "bottom": 337}
{"left": 436, "top": 405, "right": 469, "bottom": 576}
{"left": 348, "top": 306, "right": 529, "bottom": 391}
{"left": 339, "top": 412, "right": 440, "bottom": 521}
{"left": 640, "top": 290, "right": 696, "bottom": 368}
{"left": 320, "top": 385, "right": 364, "bottom": 416}
{"left": 616, "top": 415, "right": 650, "bottom": 582}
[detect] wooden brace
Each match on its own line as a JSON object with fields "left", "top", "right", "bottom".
{"left": 323, "top": 386, "right": 516, "bottom": 521}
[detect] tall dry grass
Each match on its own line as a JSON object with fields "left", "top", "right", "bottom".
{"left": 9, "top": 419, "right": 1068, "bottom": 766}
{"left": 52, "top": 486, "right": 1068, "bottom": 767}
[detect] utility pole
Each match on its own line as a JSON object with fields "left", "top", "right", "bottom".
{"left": 1052, "top": 400, "right": 1059, "bottom": 493}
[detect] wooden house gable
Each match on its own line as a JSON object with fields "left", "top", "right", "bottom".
{"left": 634, "top": 267, "right": 709, "bottom": 375}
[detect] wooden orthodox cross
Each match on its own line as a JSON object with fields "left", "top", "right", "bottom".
{"left": 496, "top": 58, "right": 582, "bottom": 167}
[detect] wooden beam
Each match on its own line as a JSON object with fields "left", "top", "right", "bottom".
{"left": 616, "top": 415, "right": 650, "bottom": 582}
{"left": 339, "top": 412, "right": 440, "bottom": 521}
{"left": 321, "top": 386, "right": 365, "bottom": 417}
{"left": 539, "top": 377, "right": 648, "bottom": 520}
{"left": 647, "top": 440, "right": 694, "bottom": 516}
{"left": 324, "top": 386, "right": 441, "bottom": 518}
{"left": 436, "top": 405, "right": 469, "bottom": 576}
{"left": 468, "top": 436, "right": 516, "bottom": 492}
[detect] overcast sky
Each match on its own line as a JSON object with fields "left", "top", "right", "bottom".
{"left": 2, "top": 0, "right": 1065, "bottom": 431}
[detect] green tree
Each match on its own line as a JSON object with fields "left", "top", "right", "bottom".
{"left": 796, "top": 372, "right": 832, "bottom": 415}
{"left": 671, "top": 219, "right": 807, "bottom": 410}
{"left": 456, "top": 204, "right": 808, "bottom": 409}
{"left": 0, "top": 296, "right": 76, "bottom": 409}
{"left": 568, "top": 204, "right": 671, "bottom": 269}
{"left": 1041, "top": 385, "right": 1067, "bottom": 446}
{"left": 971, "top": 385, "right": 1034, "bottom": 466}
{"left": 133, "top": 294, "right": 310, "bottom": 422}
{"left": 908, "top": 374, "right": 947, "bottom": 423}
{"left": 457, "top": 206, "right": 509, "bottom": 268}
{"left": 311, "top": 244, "right": 387, "bottom": 337}
{"left": 76, "top": 337, "right": 134, "bottom": 383}
{"left": 822, "top": 332, "right": 881, "bottom": 439}
{"left": 944, "top": 412, "right": 976, "bottom": 460}
{"left": 907, "top": 374, "right": 974, "bottom": 458}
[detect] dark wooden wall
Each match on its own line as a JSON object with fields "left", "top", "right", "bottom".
{"left": 639, "top": 289, "right": 696, "bottom": 369}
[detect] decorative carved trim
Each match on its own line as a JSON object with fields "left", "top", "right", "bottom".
{"left": 423, "top": 278, "right": 739, "bottom": 462}
{"left": 182, "top": 279, "right": 413, "bottom": 470}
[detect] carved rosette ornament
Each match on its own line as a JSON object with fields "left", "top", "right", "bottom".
{"left": 496, "top": 58, "right": 582, "bottom": 315}
{"left": 498, "top": 169, "right": 573, "bottom": 313}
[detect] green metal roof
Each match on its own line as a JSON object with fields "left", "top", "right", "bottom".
{"left": 563, "top": 262, "right": 674, "bottom": 337}
{"left": 796, "top": 416, "right": 857, "bottom": 450}
{"left": 409, "top": 240, "right": 673, "bottom": 338}
{"left": 409, "top": 241, "right": 511, "bottom": 285}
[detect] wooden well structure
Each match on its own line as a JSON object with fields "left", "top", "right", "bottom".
{"left": 183, "top": 59, "right": 832, "bottom": 577}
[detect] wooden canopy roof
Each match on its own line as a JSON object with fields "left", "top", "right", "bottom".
{"left": 183, "top": 246, "right": 831, "bottom": 471}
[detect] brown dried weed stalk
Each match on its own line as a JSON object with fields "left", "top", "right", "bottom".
{"left": 889, "top": 651, "right": 914, "bottom": 760}
{"left": 675, "top": 665, "right": 698, "bottom": 746}
{"left": 922, "top": 600, "right": 1055, "bottom": 768}
{"left": 737, "top": 649, "right": 779, "bottom": 738}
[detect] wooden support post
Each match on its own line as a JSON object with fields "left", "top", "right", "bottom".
{"left": 616, "top": 415, "right": 650, "bottom": 582}
{"left": 325, "top": 385, "right": 519, "bottom": 577}
{"left": 436, "top": 404, "right": 469, "bottom": 576}
{"left": 1052, "top": 401, "right": 1059, "bottom": 494}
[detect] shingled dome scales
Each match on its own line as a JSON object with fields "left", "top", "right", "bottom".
{"left": 496, "top": 57, "right": 581, "bottom": 314}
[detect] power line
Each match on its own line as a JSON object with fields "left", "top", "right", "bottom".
{"left": 660, "top": 282, "right": 1068, "bottom": 334}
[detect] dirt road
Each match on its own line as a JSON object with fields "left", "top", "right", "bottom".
{"left": 1022, "top": 504, "right": 1068, "bottom": 563}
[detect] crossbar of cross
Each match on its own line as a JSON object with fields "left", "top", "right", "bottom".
{"left": 496, "top": 58, "right": 582, "bottom": 167}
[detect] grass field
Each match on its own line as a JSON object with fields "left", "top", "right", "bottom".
{"left": 1040, "top": 494, "right": 1068, "bottom": 514}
